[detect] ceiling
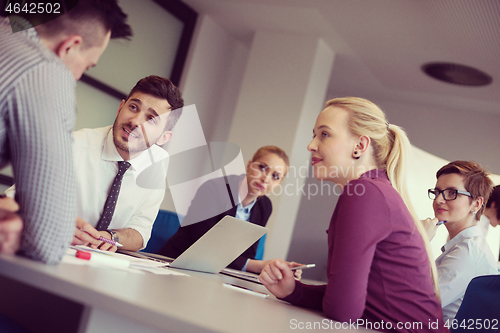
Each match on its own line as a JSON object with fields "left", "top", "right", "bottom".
{"left": 181, "top": 0, "right": 500, "bottom": 172}
{"left": 182, "top": 0, "right": 499, "bottom": 112}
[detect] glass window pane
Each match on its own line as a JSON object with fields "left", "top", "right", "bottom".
{"left": 84, "top": 0, "right": 184, "bottom": 94}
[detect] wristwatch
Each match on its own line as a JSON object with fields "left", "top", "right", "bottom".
{"left": 107, "top": 229, "right": 120, "bottom": 244}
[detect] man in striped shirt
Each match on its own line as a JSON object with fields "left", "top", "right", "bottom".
{"left": 0, "top": 0, "right": 132, "bottom": 264}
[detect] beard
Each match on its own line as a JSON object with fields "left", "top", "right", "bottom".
{"left": 112, "top": 120, "right": 152, "bottom": 156}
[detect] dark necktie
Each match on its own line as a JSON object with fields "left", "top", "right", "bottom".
{"left": 96, "top": 161, "right": 131, "bottom": 231}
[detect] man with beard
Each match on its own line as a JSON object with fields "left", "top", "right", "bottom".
{"left": 7, "top": 76, "right": 184, "bottom": 251}
{"left": 74, "top": 75, "right": 184, "bottom": 251}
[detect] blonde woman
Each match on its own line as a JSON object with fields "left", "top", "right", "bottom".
{"left": 260, "top": 98, "right": 443, "bottom": 332}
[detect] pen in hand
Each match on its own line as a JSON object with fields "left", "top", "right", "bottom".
{"left": 436, "top": 220, "right": 447, "bottom": 226}
{"left": 98, "top": 236, "right": 123, "bottom": 247}
{"left": 290, "top": 264, "right": 316, "bottom": 271}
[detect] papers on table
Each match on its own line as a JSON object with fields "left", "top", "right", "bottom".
{"left": 63, "top": 246, "right": 188, "bottom": 276}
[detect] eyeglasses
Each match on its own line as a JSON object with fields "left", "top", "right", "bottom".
{"left": 428, "top": 188, "right": 472, "bottom": 201}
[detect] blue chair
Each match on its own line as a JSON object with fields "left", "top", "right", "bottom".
{"left": 255, "top": 234, "right": 266, "bottom": 260}
{"left": 143, "top": 210, "right": 267, "bottom": 260}
{"left": 451, "top": 274, "right": 500, "bottom": 332}
{"left": 141, "top": 210, "right": 181, "bottom": 253}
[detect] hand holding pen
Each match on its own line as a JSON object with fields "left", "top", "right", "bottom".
{"left": 73, "top": 217, "right": 102, "bottom": 248}
{"left": 289, "top": 263, "right": 315, "bottom": 280}
{"left": 259, "top": 258, "right": 298, "bottom": 299}
{"left": 95, "top": 231, "right": 120, "bottom": 252}
{"left": 421, "top": 217, "right": 446, "bottom": 241}
{"left": 98, "top": 236, "right": 123, "bottom": 247}
{"left": 290, "top": 264, "right": 315, "bottom": 271}
{"left": 72, "top": 217, "right": 120, "bottom": 252}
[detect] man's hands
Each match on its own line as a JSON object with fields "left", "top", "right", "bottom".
{"left": 73, "top": 217, "right": 117, "bottom": 252}
{"left": 259, "top": 258, "right": 297, "bottom": 299}
{"left": 0, "top": 195, "right": 22, "bottom": 255}
{"left": 0, "top": 195, "right": 19, "bottom": 212}
{"left": 73, "top": 217, "right": 102, "bottom": 246}
{"left": 0, "top": 209, "right": 22, "bottom": 255}
{"left": 73, "top": 218, "right": 143, "bottom": 252}
{"left": 95, "top": 230, "right": 118, "bottom": 252}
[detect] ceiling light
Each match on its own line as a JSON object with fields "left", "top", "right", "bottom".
{"left": 422, "top": 62, "right": 492, "bottom": 86}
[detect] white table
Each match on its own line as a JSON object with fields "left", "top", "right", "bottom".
{"left": 0, "top": 253, "right": 373, "bottom": 333}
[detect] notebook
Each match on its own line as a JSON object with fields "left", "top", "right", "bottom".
{"left": 168, "top": 216, "right": 268, "bottom": 273}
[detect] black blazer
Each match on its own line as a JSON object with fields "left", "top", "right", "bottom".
{"left": 157, "top": 174, "right": 272, "bottom": 270}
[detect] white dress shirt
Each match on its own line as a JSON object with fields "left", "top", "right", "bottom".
{"left": 436, "top": 225, "right": 499, "bottom": 321}
{"left": 73, "top": 126, "right": 168, "bottom": 248}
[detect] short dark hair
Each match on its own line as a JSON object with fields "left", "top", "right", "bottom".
{"left": 486, "top": 185, "right": 500, "bottom": 221}
{"left": 126, "top": 76, "right": 184, "bottom": 132}
{"left": 36, "top": 0, "right": 132, "bottom": 46}
{"left": 436, "top": 161, "right": 493, "bottom": 220}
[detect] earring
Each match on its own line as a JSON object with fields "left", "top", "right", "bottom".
{"left": 353, "top": 150, "right": 360, "bottom": 160}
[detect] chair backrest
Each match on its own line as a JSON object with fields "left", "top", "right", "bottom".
{"left": 254, "top": 233, "right": 266, "bottom": 260}
{"left": 141, "top": 210, "right": 181, "bottom": 253}
{"left": 451, "top": 274, "right": 500, "bottom": 332}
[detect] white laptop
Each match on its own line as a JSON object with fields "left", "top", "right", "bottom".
{"left": 167, "top": 216, "right": 268, "bottom": 273}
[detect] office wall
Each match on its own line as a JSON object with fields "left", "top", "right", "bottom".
{"left": 368, "top": 98, "right": 500, "bottom": 176}
{"left": 160, "top": 14, "right": 251, "bottom": 212}
{"left": 84, "top": 0, "right": 183, "bottom": 94}
{"left": 178, "top": 15, "right": 251, "bottom": 143}
{"left": 75, "top": 82, "right": 121, "bottom": 131}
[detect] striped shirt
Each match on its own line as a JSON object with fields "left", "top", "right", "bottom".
{"left": 0, "top": 16, "right": 77, "bottom": 264}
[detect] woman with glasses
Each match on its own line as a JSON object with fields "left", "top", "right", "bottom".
{"left": 424, "top": 160, "right": 498, "bottom": 322}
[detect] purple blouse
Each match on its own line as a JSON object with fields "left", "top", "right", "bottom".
{"left": 283, "top": 170, "right": 444, "bottom": 332}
